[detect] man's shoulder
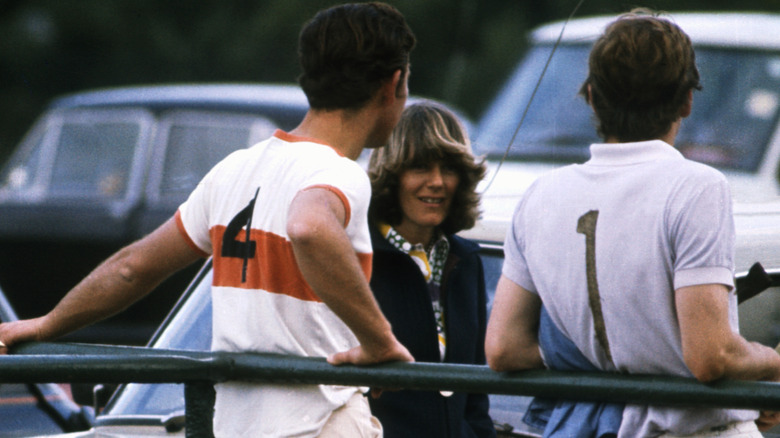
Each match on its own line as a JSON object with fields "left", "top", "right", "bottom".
{"left": 651, "top": 157, "right": 731, "bottom": 199}
{"left": 520, "top": 163, "right": 582, "bottom": 198}
{"left": 678, "top": 158, "right": 728, "bottom": 182}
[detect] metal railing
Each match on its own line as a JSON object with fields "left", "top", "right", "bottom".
{"left": 5, "top": 341, "right": 780, "bottom": 437}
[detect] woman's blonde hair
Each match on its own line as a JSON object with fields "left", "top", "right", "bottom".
{"left": 368, "top": 101, "right": 486, "bottom": 234}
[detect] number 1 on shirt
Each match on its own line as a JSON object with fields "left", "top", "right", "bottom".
{"left": 577, "top": 210, "right": 614, "bottom": 365}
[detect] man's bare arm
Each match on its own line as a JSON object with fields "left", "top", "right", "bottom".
{"left": 677, "top": 283, "right": 780, "bottom": 431}
{"left": 485, "top": 275, "right": 544, "bottom": 372}
{"left": 0, "top": 216, "right": 202, "bottom": 350}
{"left": 287, "top": 187, "right": 413, "bottom": 365}
{"left": 676, "top": 283, "right": 780, "bottom": 383}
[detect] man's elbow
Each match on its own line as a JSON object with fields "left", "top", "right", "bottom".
{"left": 485, "top": 336, "right": 506, "bottom": 371}
{"left": 110, "top": 244, "right": 164, "bottom": 290}
{"left": 486, "top": 342, "right": 539, "bottom": 372}
{"left": 685, "top": 351, "right": 727, "bottom": 383}
{"left": 287, "top": 219, "right": 320, "bottom": 248}
{"left": 486, "top": 351, "right": 516, "bottom": 372}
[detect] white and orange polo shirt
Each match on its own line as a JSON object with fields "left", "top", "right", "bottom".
{"left": 176, "top": 130, "right": 372, "bottom": 437}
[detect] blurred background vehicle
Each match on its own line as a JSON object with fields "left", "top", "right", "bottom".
{"left": 469, "top": 12, "right": 780, "bottom": 347}
{"left": 0, "top": 83, "right": 305, "bottom": 345}
{"left": 474, "top": 12, "right": 780, "bottom": 218}
{"left": 0, "top": 84, "right": 472, "bottom": 346}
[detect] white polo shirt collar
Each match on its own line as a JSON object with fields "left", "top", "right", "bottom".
{"left": 587, "top": 140, "right": 684, "bottom": 166}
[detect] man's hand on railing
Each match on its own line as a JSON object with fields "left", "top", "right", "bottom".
{"left": 326, "top": 339, "right": 414, "bottom": 367}
{"left": 759, "top": 344, "right": 780, "bottom": 430}
{"left": 327, "top": 339, "right": 414, "bottom": 398}
{"left": 0, "top": 318, "right": 47, "bottom": 354}
{"left": 757, "top": 410, "right": 780, "bottom": 431}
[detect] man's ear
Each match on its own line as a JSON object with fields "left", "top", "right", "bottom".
{"left": 586, "top": 83, "right": 595, "bottom": 110}
{"left": 382, "top": 69, "right": 403, "bottom": 103}
{"left": 680, "top": 89, "right": 693, "bottom": 118}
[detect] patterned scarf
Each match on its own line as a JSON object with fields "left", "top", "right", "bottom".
{"left": 378, "top": 223, "right": 450, "bottom": 360}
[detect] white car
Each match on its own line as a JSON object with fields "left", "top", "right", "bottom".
{"left": 465, "top": 11, "right": 780, "bottom": 347}
{"left": 474, "top": 12, "right": 780, "bottom": 210}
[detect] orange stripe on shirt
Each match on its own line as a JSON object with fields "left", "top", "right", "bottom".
{"left": 210, "top": 225, "right": 372, "bottom": 302}
{"left": 273, "top": 129, "right": 338, "bottom": 153}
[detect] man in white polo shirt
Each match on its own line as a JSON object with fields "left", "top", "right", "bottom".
{"left": 486, "top": 9, "right": 780, "bottom": 437}
{"left": 0, "top": 3, "right": 417, "bottom": 437}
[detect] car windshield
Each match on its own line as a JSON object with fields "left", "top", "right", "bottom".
{"left": 474, "top": 44, "right": 780, "bottom": 173}
{"left": 102, "top": 250, "right": 510, "bottom": 420}
{"left": 104, "top": 268, "right": 212, "bottom": 417}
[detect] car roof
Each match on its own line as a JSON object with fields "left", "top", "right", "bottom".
{"left": 49, "top": 83, "right": 310, "bottom": 113}
{"left": 47, "top": 83, "right": 475, "bottom": 139}
{"left": 532, "top": 12, "right": 780, "bottom": 50}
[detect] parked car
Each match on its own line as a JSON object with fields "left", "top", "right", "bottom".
{"left": 0, "top": 83, "right": 472, "bottom": 345}
{"left": 0, "top": 282, "right": 93, "bottom": 436}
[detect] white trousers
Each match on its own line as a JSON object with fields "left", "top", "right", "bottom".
{"left": 658, "top": 421, "right": 761, "bottom": 438}
{"left": 319, "top": 392, "right": 383, "bottom": 438}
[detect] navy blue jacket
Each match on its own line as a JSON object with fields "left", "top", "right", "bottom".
{"left": 368, "top": 225, "right": 495, "bottom": 438}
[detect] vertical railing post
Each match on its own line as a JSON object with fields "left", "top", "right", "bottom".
{"left": 185, "top": 381, "right": 216, "bottom": 438}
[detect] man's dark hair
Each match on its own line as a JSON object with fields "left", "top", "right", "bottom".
{"left": 580, "top": 9, "right": 701, "bottom": 141}
{"left": 298, "top": 2, "right": 416, "bottom": 110}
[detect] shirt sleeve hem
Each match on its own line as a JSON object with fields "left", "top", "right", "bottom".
{"left": 302, "top": 184, "right": 351, "bottom": 227}
{"left": 175, "top": 210, "right": 211, "bottom": 258}
{"left": 674, "top": 266, "right": 734, "bottom": 291}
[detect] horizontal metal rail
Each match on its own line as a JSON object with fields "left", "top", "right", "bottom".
{"left": 6, "top": 342, "right": 780, "bottom": 436}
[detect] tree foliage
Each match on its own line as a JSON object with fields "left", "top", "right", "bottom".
{"left": 1, "top": 0, "right": 779, "bottom": 161}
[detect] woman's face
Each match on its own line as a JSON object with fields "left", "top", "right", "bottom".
{"left": 395, "top": 161, "right": 459, "bottom": 244}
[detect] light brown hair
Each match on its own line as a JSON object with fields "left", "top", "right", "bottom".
{"left": 368, "top": 101, "right": 486, "bottom": 234}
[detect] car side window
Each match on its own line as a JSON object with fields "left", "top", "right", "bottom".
{"left": 0, "top": 108, "right": 155, "bottom": 201}
{"left": 0, "top": 122, "right": 46, "bottom": 196}
{"left": 146, "top": 111, "right": 277, "bottom": 206}
{"left": 50, "top": 122, "right": 139, "bottom": 198}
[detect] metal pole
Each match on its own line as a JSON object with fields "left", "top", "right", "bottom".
{"left": 185, "top": 381, "right": 215, "bottom": 438}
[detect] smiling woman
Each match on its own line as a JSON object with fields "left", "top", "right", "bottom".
{"left": 365, "top": 101, "right": 493, "bottom": 438}
{"left": 395, "top": 161, "right": 459, "bottom": 245}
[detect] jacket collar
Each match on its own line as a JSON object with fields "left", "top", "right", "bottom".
{"left": 369, "top": 221, "right": 479, "bottom": 257}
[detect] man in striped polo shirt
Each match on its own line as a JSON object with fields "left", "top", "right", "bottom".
{"left": 0, "top": 3, "right": 417, "bottom": 437}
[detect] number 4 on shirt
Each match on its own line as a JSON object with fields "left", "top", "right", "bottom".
{"left": 221, "top": 187, "right": 260, "bottom": 283}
